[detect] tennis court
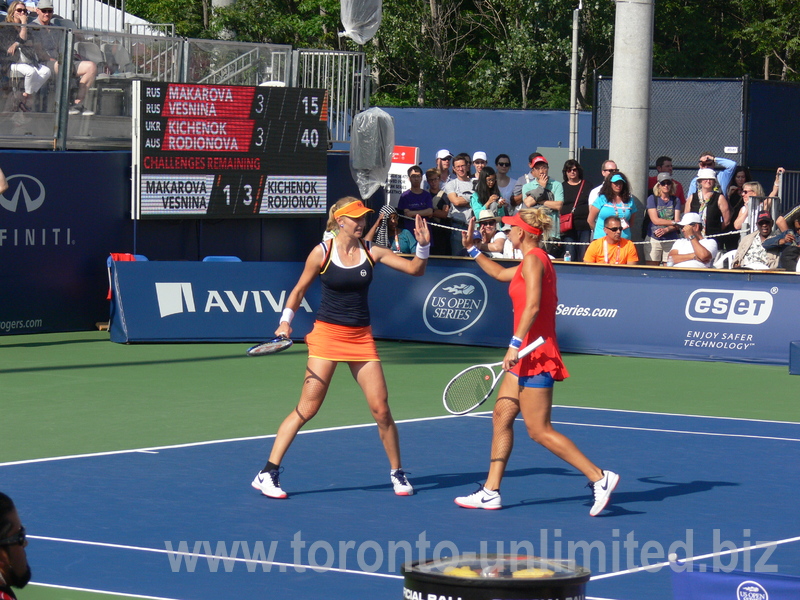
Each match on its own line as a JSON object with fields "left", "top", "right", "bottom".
{"left": 2, "top": 332, "right": 799, "bottom": 600}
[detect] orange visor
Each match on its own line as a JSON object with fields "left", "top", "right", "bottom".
{"left": 334, "top": 200, "right": 373, "bottom": 219}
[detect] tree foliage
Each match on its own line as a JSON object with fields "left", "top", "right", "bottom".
{"left": 125, "top": 0, "right": 800, "bottom": 108}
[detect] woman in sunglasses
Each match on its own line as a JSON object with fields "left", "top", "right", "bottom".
{"left": 494, "top": 154, "right": 516, "bottom": 212}
{"left": 643, "top": 172, "right": 682, "bottom": 265}
{"left": 3, "top": 0, "right": 52, "bottom": 112}
{"left": 587, "top": 172, "right": 638, "bottom": 240}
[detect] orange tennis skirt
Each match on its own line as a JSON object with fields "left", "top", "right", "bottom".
{"left": 305, "top": 321, "right": 380, "bottom": 362}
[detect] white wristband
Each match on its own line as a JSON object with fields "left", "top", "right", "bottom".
{"left": 280, "top": 307, "right": 295, "bottom": 325}
{"left": 415, "top": 244, "right": 430, "bottom": 259}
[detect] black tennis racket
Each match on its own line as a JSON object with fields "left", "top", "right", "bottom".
{"left": 246, "top": 336, "right": 293, "bottom": 357}
{"left": 442, "top": 336, "right": 545, "bottom": 415}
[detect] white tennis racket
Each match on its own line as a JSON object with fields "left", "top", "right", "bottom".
{"left": 442, "top": 336, "right": 545, "bottom": 415}
{"left": 246, "top": 336, "right": 293, "bottom": 357}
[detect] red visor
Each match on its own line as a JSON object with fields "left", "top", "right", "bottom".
{"left": 501, "top": 213, "right": 542, "bottom": 236}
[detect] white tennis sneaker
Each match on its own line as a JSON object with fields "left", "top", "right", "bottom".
{"left": 589, "top": 470, "right": 619, "bottom": 516}
{"left": 390, "top": 469, "right": 414, "bottom": 496}
{"left": 251, "top": 468, "right": 288, "bottom": 499}
{"left": 454, "top": 485, "right": 502, "bottom": 510}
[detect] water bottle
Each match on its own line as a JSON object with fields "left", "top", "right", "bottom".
{"left": 563, "top": 251, "right": 571, "bottom": 262}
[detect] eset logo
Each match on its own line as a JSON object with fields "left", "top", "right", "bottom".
{"left": 685, "top": 289, "right": 773, "bottom": 325}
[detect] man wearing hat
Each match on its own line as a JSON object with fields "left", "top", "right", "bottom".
{"left": 33, "top": 0, "right": 98, "bottom": 115}
{"left": 474, "top": 209, "right": 506, "bottom": 257}
{"left": 520, "top": 155, "right": 564, "bottom": 247}
{"left": 733, "top": 211, "right": 780, "bottom": 269}
{"left": 667, "top": 212, "right": 718, "bottom": 268}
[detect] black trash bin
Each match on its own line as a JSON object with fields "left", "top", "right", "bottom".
{"left": 402, "top": 554, "right": 590, "bottom": 600}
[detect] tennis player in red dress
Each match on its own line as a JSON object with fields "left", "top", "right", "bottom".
{"left": 252, "top": 197, "right": 431, "bottom": 499}
{"left": 454, "top": 208, "right": 619, "bottom": 515}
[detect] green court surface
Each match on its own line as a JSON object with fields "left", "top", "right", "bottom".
{"left": 2, "top": 331, "right": 798, "bottom": 599}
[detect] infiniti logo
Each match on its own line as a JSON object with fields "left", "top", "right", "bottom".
{"left": 0, "top": 175, "right": 46, "bottom": 213}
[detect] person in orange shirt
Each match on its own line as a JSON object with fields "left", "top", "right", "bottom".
{"left": 583, "top": 216, "right": 639, "bottom": 264}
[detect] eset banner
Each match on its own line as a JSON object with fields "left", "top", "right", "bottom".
{"left": 109, "top": 258, "right": 800, "bottom": 366}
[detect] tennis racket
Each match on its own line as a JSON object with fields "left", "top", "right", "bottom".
{"left": 246, "top": 336, "right": 293, "bottom": 357}
{"left": 442, "top": 336, "right": 545, "bottom": 415}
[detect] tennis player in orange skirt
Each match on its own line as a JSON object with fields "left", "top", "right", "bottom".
{"left": 252, "top": 197, "right": 431, "bottom": 499}
{"left": 453, "top": 208, "right": 619, "bottom": 516}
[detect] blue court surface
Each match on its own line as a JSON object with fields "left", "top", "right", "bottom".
{"left": 2, "top": 406, "right": 799, "bottom": 600}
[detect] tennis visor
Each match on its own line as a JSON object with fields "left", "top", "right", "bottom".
{"left": 334, "top": 200, "right": 374, "bottom": 219}
{"left": 501, "top": 213, "right": 542, "bottom": 236}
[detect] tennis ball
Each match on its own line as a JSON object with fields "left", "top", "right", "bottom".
{"left": 668, "top": 553, "right": 678, "bottom": 562}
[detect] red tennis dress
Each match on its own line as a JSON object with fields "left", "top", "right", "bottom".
{"left": 508, "top": 247, "right": 569, "bottom": 381}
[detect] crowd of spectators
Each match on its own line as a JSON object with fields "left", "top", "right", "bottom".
{"left": 377, "top": 147, "right": 799, "bottom": 272}
{"left": 1, "top": 0, "right": 97, "bottom": 114}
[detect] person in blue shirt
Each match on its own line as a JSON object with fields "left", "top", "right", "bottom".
{"left": 587, "top": 173, "right": 638, "bottom": 240}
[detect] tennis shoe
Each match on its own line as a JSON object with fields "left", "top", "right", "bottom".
{"left": 588, "top": 470, "right": 619, "bottom": 516}
{"left": 391, "top": 469, "right": 414, "bottom": 496}
{"left": 454, "top": 485, "right": 502, "bottom": 510}
{"left": 251, "top": 468, "right": 288, "bottom": 499}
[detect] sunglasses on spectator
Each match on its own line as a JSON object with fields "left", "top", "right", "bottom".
{"left": 566, "top": 167, "right": 579, "bottom": 172}
{"left": 496, "top": 162, "right": 511, "bottom": 167}
{"left": 0, "top": 526, "right": 26, "bottom": 547}
{"left": 603, "top": 168, "right": 620, "bottom": 173}
{"left": 15, "top": 7, "right": 28, "bottom": 12}
{"left": 605, "top": 226, "right": 623, "bottom": 232}
{"left": 659, "top": 181, "right": 671, "bottom": 186}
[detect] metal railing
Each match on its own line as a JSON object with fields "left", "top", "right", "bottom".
{"left": 0, "top": 20, "right": 367, "bottom": 149}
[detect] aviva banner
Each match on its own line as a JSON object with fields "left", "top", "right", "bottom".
{"left": 109, "top": 259, "right": 800, "bottom": 366}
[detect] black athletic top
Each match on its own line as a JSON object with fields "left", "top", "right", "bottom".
{"left": 316, "top": 239, "right": 375, "bottom": 327}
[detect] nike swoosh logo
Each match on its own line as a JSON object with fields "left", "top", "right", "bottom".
{"left": 600, "top": 481, "right": 608, "bottom": 491}
{"left": 481, "top": 496, "right": 497, "bottom": 503}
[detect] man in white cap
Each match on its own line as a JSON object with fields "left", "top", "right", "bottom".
{"left": 667, "top": 212, "right": 718, "bottom": 268}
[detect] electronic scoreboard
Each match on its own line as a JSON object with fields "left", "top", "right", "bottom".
{"left": 132, "top": 81, "right": 328, "bottom": 219}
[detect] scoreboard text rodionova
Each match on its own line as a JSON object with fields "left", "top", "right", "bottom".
{"left": 132, "top": 81, "right": 328, "bottom": 219}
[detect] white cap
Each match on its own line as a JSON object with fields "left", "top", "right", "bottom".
{"left": 696, "top": 168, "right": 717, "bottom": 181}
{"left": 677, "top": 212, "right": 703, "bottom": 226}
{"left": 436, "top": 149, "right": 452, "bottom": 160}
{"left": 472, "top": 151, "right": 488, "bottom": 162}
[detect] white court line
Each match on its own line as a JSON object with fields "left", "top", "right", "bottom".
{"left": 0, "top": 414, "right": 462, "bottom": 467}
{"left": 589, "top": 535, "right": 800, "bottom": 581}
{"left": 29, "top": 535, "right": 403, "bottom": 580}
{"left": 30, "top": 581, "right": 181, "bottom": 600}
{"left": 553, "top": 404, "right": 800, "bottom": 426}
{"left": 469, "top": 414, "right": 800, "bottom": 442}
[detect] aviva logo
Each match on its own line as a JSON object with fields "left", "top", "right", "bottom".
{"left": 155, "top": 282, "right": 310, "bottom": 318}
{"left": 156, "top": 283, "right": 196, "bottom": 317}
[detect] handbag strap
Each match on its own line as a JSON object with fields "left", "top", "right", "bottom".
{"left": 570, "top": 180, "right": 585, "bottom": 214}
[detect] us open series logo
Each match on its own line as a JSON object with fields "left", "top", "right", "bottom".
{"left": 422, "top": 273, "right": 487, "bottom": 335}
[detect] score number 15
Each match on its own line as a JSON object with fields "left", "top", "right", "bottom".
{"left": 300, "top": 96, "right": 321, "bottom": 148}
